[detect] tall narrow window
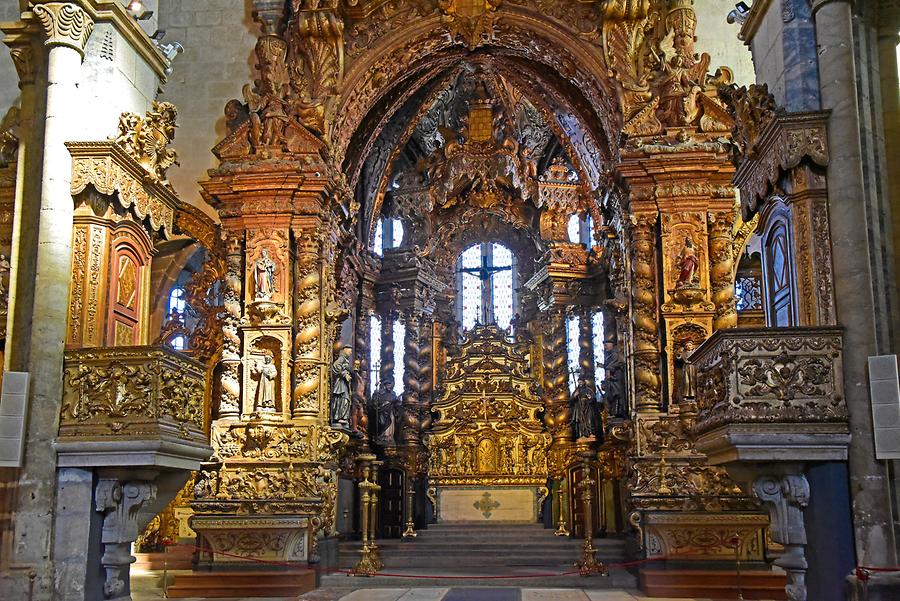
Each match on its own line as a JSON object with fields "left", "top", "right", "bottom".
{"left": 460, "top": 245, "right": 482, "bottom": 331}
{"left": 392, "top": 319, "right": 405, "bottom": 396}
{"left": 168, "top": 287, "right": 187, "bottom": 351}
{"left": 591, "top": 311, "right": 605, "bottom": 382}
{"left": 373, "top": 218, "right": 405, "bottom": 256}
{"left": 456, "top": 243, "right": 516, "bottom": 330}
{"left": 369, "top": 314, "right": 382, "bottom": 391}
{"left": 492, "top": 245, "right": 514, "bottom": 331}
{"left": 763, "top": 220, "right": 796, "bottom": 327}
{"left": 566, "top": 314, "right": 580, "bottom": 393}
{"left": 567, "top": 214, "right": 598, "bottom": 248}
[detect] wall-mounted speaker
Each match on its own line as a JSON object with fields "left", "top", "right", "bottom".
{"left": 869, "top": 355, "right": 900, "bottom": 460}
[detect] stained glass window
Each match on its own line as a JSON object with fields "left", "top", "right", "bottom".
{"left": 492, "top": 245, "right": 513, "bottom": 331}
{"left": 369, "top": 314, "right": 382, "bottom": 391}
{"left": 735, "top": 276, "right": 763, "bottom": 311}
{"left": 591, "top": 311, "right": 605, "bottom": 382}
{"left": 457, "top": 243, "right": 516, "bottom": 331}
{"left": 566, "top": 314, "right": 580, "bottom": 394}
{"left": 392, "top": 319, "right": 405, "bottom": 396}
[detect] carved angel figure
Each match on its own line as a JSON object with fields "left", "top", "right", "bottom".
{"left": 111, "top": 102, "right": 179, "bottom": 183}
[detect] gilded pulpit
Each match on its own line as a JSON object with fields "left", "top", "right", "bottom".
{"left": 426, "top": 325, "right": 550, "bottom": 522}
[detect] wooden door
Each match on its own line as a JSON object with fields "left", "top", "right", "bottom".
{"left": 378, "top": 468, "right": 404, "bottom": 539}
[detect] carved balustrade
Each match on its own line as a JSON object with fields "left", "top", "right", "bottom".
{"left": 691, "top": 326, "right": 849, "bottom": 463}
{"left": 58, "top": 345, "right": 208, "bottom": 454}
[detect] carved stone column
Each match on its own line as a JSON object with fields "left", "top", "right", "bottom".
{"left": 753, "top": 473, "right": 810, "bottom": 601}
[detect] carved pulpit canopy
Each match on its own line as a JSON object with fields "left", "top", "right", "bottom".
{"left": 67, "top": 101, "right": 211, "bottom": 240}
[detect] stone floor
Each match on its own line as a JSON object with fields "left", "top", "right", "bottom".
{"left": 131, "top": 574, "right": 770, "bottom": 601}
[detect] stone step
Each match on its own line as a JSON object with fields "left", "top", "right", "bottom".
{"left": 166, "top": 569, "right": 316, "bottom": 598}
{"left": 319, "top": 567, "right": 638, "bottom": 589}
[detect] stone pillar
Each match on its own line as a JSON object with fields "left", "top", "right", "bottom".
{"left": 812, "top": 0, "right": 897, "bottom": 566}
{"left": 1, "top": 5, "right": 93, "bottom": 600}
{"left": 878, "top": 30, "right": 900, "bottom": 349}
{"left": 2, "top": 28, "right": 43, "bottom": 373}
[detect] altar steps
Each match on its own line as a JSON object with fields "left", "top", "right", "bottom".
{"left": 325, "top": 522, "right": 634, "bottom": 589}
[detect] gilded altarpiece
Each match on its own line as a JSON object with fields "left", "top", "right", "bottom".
{"left": 426, "top": 325, "right": 550, "bottom": 522}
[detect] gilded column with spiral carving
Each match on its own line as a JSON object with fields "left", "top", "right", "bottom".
{"left": 352, "top": 309, "right": 371, "bottom": 439}
{"left": 380, "top": 313, "right": 395, "bottom": 388}
{"left": 418, "top": 316, "right": 434, "bottom": 431}
{"left": 578, "top": 307, "right": 596, "bottom": 392}
{"left": 631, "top": 214, "right": 662, "bottom": 412}
{"left": 400, "top": 312, "right": 420, "bottom": 445}
{"left": 220, "top": 234, "right": 243, "bottom": 418}
{"left": 542, "top": 309, "right": 574, "bottom": 479}
{"left": 708, "top": 211, "right": 737, "bottom": 331}
{"left": 293, "top": 229, "right": 322, "bottom": 418}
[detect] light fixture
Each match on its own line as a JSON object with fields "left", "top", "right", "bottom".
{"left": 727, "top": 1, "right": 751, "bottom": 24}
{"left": 127, "top": 0, "right": 143, "bottom": 12}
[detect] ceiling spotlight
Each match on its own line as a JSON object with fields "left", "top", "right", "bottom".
{"left": 127, "top": 0, "right": 143, "bottom": 12}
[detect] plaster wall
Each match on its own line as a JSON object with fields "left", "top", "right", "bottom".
{"left": 694, "top": 0, "right": 755, "bottom": 86}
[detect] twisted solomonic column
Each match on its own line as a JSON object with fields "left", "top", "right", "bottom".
{"left": 708, "top": 210, "right": 737, "bottom": 331}
{"left": 293, "top": 231, "right": 322, "bottom": 418}
{"left": 400, "top": 313, "right": 420, "bottom": 445}
{"left": 630, "top": 214, "right": 662, "bottom": 412}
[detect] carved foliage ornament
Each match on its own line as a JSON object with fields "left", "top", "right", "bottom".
{"left": 112, "top": 101, "right": 180, "bottom": 184}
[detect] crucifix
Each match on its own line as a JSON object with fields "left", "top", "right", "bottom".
{"left": 457, "top": 245, "right": 512, "bottom": 325}
{"left": 479, "top": 373, "right": 491, "bottom": 422}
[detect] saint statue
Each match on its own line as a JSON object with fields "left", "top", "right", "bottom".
{"left": 572, "top": 377, "right": 598, "bottom": 439}
{"left": 253, "top": 249, "right": 277, "bottom": 301}
{"left": 252, "top": 352, "right": 277, "bottom": 412}
{"left": 675, "top": 236, "right": 700, "bottom": 289}
{"left": 602, "top": 341, "right": 628, "bottom": 418}
{"left": 330, "top": 347, "right": 353, "bottom": 429}
{"left": 677, "top": 339, "right": 698, "bottom": 402}
{"left": 373, "top": 379, "right": 399, "bottom": 446}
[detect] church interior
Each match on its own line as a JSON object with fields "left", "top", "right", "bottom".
{"left": 0, "top": 0, "right": 899, "bottom": 600}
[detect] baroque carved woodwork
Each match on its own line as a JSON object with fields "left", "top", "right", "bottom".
{"left": 425, "top": 325, "right": 551, "bottom": 487}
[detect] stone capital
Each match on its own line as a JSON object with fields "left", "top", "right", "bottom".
{"left": 32, "top": 2, "right": 93, "bottom": 56}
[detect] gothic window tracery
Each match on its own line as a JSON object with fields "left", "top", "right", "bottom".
{"left": 168, "top": 287, "right": 187, "bottom": 350}
{"left": 456, "top": 242, "right": 516, "bottom": 331}
{"left": 591, "top": 311, "right": 605, "bottom": 381}
{"left": 566, "top": 314, "right": 580, "bottom": 393}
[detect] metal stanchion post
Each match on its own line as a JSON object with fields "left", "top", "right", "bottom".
{"left": 575, "top": 444, "right": 608, "bottom": 577}
{"left": 554, "top": 477, "right": 570, "bottom": 536}
{"left": 402, "top": 475, "right": 417, "bottom": 538}
{"left": 351, "top": 455, "right": 381, "bottom": 576}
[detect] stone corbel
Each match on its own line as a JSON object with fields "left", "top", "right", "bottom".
{"left": 752, "top": 472, "right": 811, "bottom": 601}
{"left": 95, "top": 473, "right": 158, "bottom": 601}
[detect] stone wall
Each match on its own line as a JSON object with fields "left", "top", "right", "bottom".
{"left": 157, "top": 0, "right": 257, "bottom": 213}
